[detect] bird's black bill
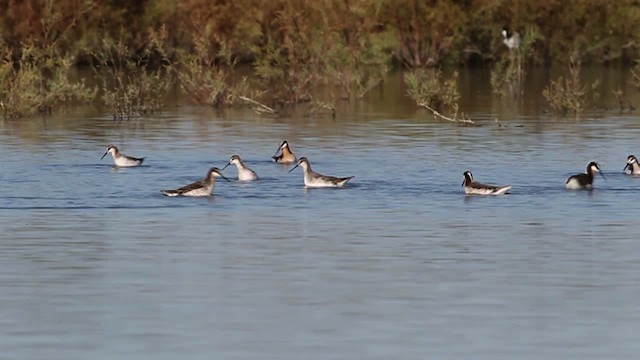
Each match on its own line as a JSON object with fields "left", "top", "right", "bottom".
{"left": 221, "top": 163, "right": 230, "bottom": 171}
{"left": 100, "top": 151, "right": 108, "bottom": 160}
{"left": 215, "top": 171, "right": 231, "bottom": 182}
{"left": 288, "top": 164, "right": 300, "bottom": 173}
{"left": 624, "top": 163, "right": 630, "bottom": 172}
{"left": 272, "top": 149, "right": 281, "bottom": 158}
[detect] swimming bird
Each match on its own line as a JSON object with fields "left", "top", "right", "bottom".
{"left": 502, "top": 27, "right": 521, "bottom": 50}
{"left": 161, "top": 167, "right": 229, "bottom": 197}
{"left": 101, "top": 144, "right": 144, "bottom": 167}
{"left": 221, "top": 155, "right": 258, "bottom": 181}
{"left": 289, "top": 157, "right": 353, "bottom": 188}
{"left": 565, "top": 162, "right": 605, "bottom": 190}
{"left": 272, "top": 140, "right": 296, "bottom": 164}
{"left": 462, "top": 171, "right": 512, "bottom": 195}
{"left": 624, "top": 155, "right": 640, "bottom": 175}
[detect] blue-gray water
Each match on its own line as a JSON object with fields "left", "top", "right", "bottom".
{"left": 2, "top": 69, "right": 640, "bottom": 359}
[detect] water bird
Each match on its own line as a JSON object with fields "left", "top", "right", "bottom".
{"left": 101, "top": 144, "right": 144, "bottom": 167}
{"left": 565, "top": 162, "right": 605, "bottom": 190}
{"left": 502, "top": 26, "right": 521, "bottom": 50}
{"left": 624, "top": 155, "right": 640, "bottom": 175}
{"left": 289, "top": 157, "right": 353, "bottom": 188}
{"left": 221, "top": 155, "right": 258, "bottom": 181}
{"left": 462, "top": 171, "right": 512, "bottom": 195}
{"left": 272, "top": 140, "right": 297, "bottom": 164}
{"left": 161, "top": 167, "right": 229, "bottom": 197}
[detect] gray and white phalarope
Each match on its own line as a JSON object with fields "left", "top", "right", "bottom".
{"left": 624, "top": 155, "right": 640, "bottom": 175}
{"left": 289, "top": 157, "right": 353, "bottom": 187}
{"left": 565, "top": 161, "right": 605, "bottom": 190}
{"left": 222, "top": 155, "right": 258, "bottom": 181}
{"left": 161, "top": 167, "right": 229, "bottom": 197}
{"left": 101, "top": 144, "right": 145, "bottom": 167}
{"left": 462, "top": 171, "right": 511, "bottom": 195}
{"left": 272, "top": 140, "right": 297, "bottom": 164}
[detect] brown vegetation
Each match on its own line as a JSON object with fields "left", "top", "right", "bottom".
{"left": 3, "top": 0, "right": 639, "bottom": 67}
{"left": 1, "top": 0, "right": 640, "bottom": 118}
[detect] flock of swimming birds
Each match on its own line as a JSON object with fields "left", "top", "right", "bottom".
{"left": 101, "top": 140, "right": 354, "bottom": 197}
{"left": 101, "top": 140, "right": 640, "bottom": 197}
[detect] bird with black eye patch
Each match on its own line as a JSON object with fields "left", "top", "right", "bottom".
{"left": 624, "top": 155, "right": 640, "bottom": 175}
{"left": 101, "top": 144, "right": 144, "bottom": 167}
{"left": 221, "top": 155, "right": 258, "bottom": 181}
{"left": 161, "top": 167, "right": 230, "bottom": 197}
{"left": 565, "top": 162, "right": 605, "bottom": 190}
{"left": 462, "top": 171, "right": 511, "bottom": 195}
{"left": 502, "top": 26, "right": 521, "bottom": 51}
{"left": 289, "top": 157, "right": 353, "bottom": 188}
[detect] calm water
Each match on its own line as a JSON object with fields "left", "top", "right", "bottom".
{"left": 2, "top": 69, "right": 640, "bottom": 359}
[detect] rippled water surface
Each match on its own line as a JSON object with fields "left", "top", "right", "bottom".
{"left": 2, "top": 69, "right": 640, "bottom": 359}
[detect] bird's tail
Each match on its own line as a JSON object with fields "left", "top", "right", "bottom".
{"left": 160, "top": 190, "right": 179, "bottom": 197}
{"left": 338, "top": 176, "right": 355, "bottom": 187}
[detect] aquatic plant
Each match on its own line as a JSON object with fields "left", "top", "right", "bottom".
{"left": 404, "top": 68, "right": 474, "bottom": 125}
{"left": 2, "top": 0, "right": 640, "bottom": 119}
{"left": 631, "top": 60, "right": 640, "bottom": 90}
{"left": 0, "top": 0, "right": 96, "bottom": 119}
{"left": 323, "top": 33, "right": 391, "bottom": 101}
{"left": 91, "top": 29, "right": 173, "bottom": 119}
{"left": 0, "top": 46, "right": 96, "bottom": 119}
{"left": 543, "top": 57, "right": 600, "bottom": 115}
{"left": 612, "top": 89, "right": 635, "bottom": 114}
{"left": 323, "top": 0, "right": 392, "bottom": 100}
{"left": 404, "top": 68, "right": 459, "bottom": 112}
{"left": 247, "top": 0, "right": 393, "bottom": 108}
{"left": 171, "top": 36, "right": 253, "bottom": 108}
{"left": 249, "top": 1, "right": 329, "bottom": 107}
